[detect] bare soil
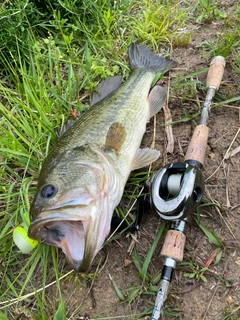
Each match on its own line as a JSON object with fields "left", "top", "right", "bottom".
{"left": 55, "top": 24, "right": 240, "bottom": 320}
{"left": 66, "top": 19, "right": 240, "bottom": 320}
{"left": 12, "top": 4, "right": 240, "bottom": 320}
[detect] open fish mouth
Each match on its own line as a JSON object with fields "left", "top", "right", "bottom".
{"left": 29, "top": 219, "right": 89, "bottom": 271}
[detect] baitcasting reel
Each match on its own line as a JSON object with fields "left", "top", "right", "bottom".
{"left": 149, "top": 161, "right": 204, "bottom": 220}
{"left": 111, "top": 162, "right": 204, "bottom": 231}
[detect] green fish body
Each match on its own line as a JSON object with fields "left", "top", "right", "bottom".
{"left": 28, "top": 43, "right": 176, "bottom": 271}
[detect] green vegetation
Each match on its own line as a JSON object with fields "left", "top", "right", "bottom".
{"left": 1, "top": 0, "right": 240, "bottom": 319}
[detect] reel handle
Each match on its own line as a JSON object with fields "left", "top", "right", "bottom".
{"left": 185, "top": 56, "right": 225, "bottom": 166}
{"left": 206, "top": 56, "right": 226, "bottom": 90}
{"left": 184, "top": 125, "right": 209, "bottom": 166}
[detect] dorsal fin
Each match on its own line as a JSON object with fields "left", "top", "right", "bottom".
{"left": 148, "top": 85, "right": 167, "bottom": 118}
{"left": 56, "top": 118, "right": 79, "bottom": 138}
{"left": 90, "top": 75, "right": 122, "bottom": 107}
{"left": 105, "top": 122, "right": 126, "bottom": 154}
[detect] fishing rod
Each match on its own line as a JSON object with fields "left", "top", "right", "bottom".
{"left": 149, "top": 56, "right": 226, "bottom": 319}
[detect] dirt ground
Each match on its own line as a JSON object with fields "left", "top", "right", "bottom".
{"left": 46, "top": 23, "right": 240, "bottom": 320}
{"left": 52, "top": 50, "right": 240, "bottom": 319}
{"left": 12, "top": 4, "right": 240, "bottom": 320}
{"left": 67, "top": 22, "right": 240, "bottom": 320}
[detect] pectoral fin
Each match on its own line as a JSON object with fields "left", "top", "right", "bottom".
{"left": 148, "top": 85, "right": 167, "bottom": 118}
{"left": 131, "top": 148, "right": 160, "bottom": 171}
{"left": 105, "top": 122, "right": 127, "bottom": 154}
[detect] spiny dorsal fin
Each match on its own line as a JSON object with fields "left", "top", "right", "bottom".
{"left": 90, "top": 75, "right": 122, "bottom": 107}
{"left": 148, "top": 85, "right": 167, "bottom": 118}
{"left": 131, "top": 148, "right": 160, "bottom": 171}
{"left": 57, "top": 76, "right": 123, "bottom": 138}
{"left": 105, "top": 122, "right": 126, "bottom": 154}
{"left": 57, "top": 118, "right": 79, "bottom": 138}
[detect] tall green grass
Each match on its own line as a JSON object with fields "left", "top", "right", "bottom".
{"left": 0, "top": 0, "right": 189, "bottom": 317}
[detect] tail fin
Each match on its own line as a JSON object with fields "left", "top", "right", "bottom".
{"left": 128, "top": 43, "right": 176, "bottom": 73}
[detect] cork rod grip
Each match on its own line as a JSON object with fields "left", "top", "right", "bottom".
{"left": 206, "top": 56, "right": 225, "bottom": 90}
{"left": 160, "top": 230, "right": 186, "bottom": 262}
{"left": 184, "top": 125, "right": 209, "bottom": 165}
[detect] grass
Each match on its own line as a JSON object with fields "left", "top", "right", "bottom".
{"left": 1, "top": 0, "right": 240, "bottom": 319}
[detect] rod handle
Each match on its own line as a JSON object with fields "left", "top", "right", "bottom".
{"left": 206, "top": 56, "right": 225, "bottom": 90}
{"left": 160, "top": 230, "right": 186, "bottom": 262}
{"left": 184, "top": 125, "right": 209, "bottom": 166}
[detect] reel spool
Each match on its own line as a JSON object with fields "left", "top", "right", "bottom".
{"left": 149, "top": 162, "right": 204, "bottom": 220}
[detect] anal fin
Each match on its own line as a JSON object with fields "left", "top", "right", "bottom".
{"left": 148, "top": 85, "right": 167, "bottom": 118}
{"left": 131, "top": 148, "right": 160, "bottom": 171}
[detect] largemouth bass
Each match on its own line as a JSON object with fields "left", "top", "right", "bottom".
{"left": 28, "top": 43, "right": 176, "bottom": 271}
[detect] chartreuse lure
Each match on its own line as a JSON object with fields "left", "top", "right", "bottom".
{"left": 13, "top": 211, "right": 39, "bottom": 253}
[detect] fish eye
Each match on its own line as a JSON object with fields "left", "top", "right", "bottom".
{"left": 41, "top": 185, "right": 57, "bottom": 199}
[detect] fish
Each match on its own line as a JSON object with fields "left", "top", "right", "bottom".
{"left": 28, "top": 43, "right": 176, "bottom": 271}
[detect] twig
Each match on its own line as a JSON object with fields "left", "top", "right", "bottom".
{"left": 163, "top": 74, "right": 175, "bottom": 154}
{"left": 224, "top": 164, "right": 231, "bottom": 208}
{"left": 202, "top": 283, "right": 219, "bottom": 320}
{"left": 0, "top": 270, "right": 74, "bottom": 309}
{"left": 224, "top": 145, "right": 240, "bottom": 159}
{"left": 151, "top": 114, "right": 157, "bottom": 150}
{"left": 206, "top": 128, "right": 240, "bottom": 181}
{"left": 205, "top": 188, "right": 236, "bottom": 240}
{"left": 163, "top": 104, "right": 174, "bottom": 153}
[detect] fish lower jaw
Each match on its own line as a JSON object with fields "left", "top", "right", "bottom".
{"left": 29, "top": 219, "right": 86, "bottom": 264}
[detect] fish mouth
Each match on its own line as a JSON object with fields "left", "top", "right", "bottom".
{"left": 28, "top": 218, "right": 93, "bottom": 271}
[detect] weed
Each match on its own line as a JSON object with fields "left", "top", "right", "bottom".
{"left": 195, "top": 202, "right": 224, "bottom": 250}
{"left": 195, "top": 0, "right": 225, "bottom": 23}
{"left": 172, "top": 32, "right": 192, "bottom": 48}
{"left": 201, "top": 29, "right": 240, "bottom": 58}
{"left": 223, "top": 306, "right": 240, "bottom": 320}
{"left": 183, "top": 259, "right": 208, "bottom": 282}
{"left": 130, "top": 0, "right": 188, "bottom": 50}
{"left": 173, "top": 71, "right": 204, "bottom": 100}
{"left": 0, "top": 29, "right": 86, "bottom": 317}
{"left": 184, "top": 0, "right": 226, "bottom": 23}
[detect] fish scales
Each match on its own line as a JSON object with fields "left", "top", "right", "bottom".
{"left": 44, "top": 70, "right": 154, "bottom": 178}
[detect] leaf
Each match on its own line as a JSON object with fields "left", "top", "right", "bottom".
{"left": 213, "top": 96, "right": 240, "bottom": 108}
{"left": 53, "top": 301, "right": 66, "bottom": 320}
{"left": 151, "top": 72, "right": 163, "bottom": 86}
{"left": 215, "top": 249, "right": 223, "bottom": 265}
{"left": 140, "top": 222, "right": 166, "bottom": 282}
{"left": 84, "top": 43, "right": 92, "bottom": 72}
{"left": 0, "top": 312, "right": 8, "bottom": 320}
{"left": 111, "top": 278, "right": 125, "bottom": 301}
{"left": 184, "top": 272, "right": 195, "bottom": 278}
{"left": 180, "top": 67, "right": 208, "bottom": 79}
{"left": 200, "top": 274, "right": 207, "bottom": 282}
{"left": 195, "top": 219, "right": 224, "bottom": 248}
{"left": 126, "top": 287, "right": 141, "bottom": 303}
